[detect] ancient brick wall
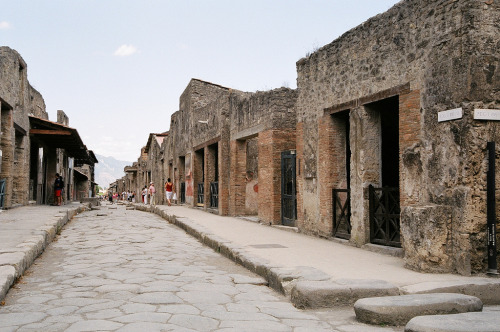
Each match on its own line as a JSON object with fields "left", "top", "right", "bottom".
{"left": 228, "top": 88, "right": 298, "bottom": 221}
{"left": 295, "top": 0, "right": 499, "bottom": 273}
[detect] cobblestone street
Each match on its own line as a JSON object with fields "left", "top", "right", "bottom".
{"left": 0, "top": 204, "right": 400, "bottom": 332}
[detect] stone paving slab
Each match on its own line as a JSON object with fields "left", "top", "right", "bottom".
{"left": 0, "top": 203, "right": 89, "bottom": 302}
{"left": 354, "top": 293, "right": 483, "bottom": 326}
{"left": 1, "top": 204, "right": 402, "bottom": 332}
{"left": 132, "top": 203, "right": 500, "bottom": 311}
{"left": 291, "top": 279, "right": 399, "bottom": 309}
{"left": 400, "top": 279, "right": 500, "bottom": 305}
{"left": 405, "top": 312, "right": 500, "bottom": 332}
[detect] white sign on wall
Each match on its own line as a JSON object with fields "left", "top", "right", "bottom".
{"left": 438, "top": 108, "right": 463, "bottom": 122}
{"left": 474, "top": 109, "right": 500, "bottom": 121}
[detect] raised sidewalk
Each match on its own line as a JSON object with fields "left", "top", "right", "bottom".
{"left": 0, "top": 202, "right": 88, "bottom": 301}
{"left": 132, "top": 204, "right": 500, "bottom": 306}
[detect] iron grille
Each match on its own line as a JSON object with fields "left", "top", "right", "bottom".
{"left": 332, "top": 188, "right": 351, "bottom": 239}
{"left": 369, "top": 185, "right": 401, "bottom": 247}
{"left": 197, "top": 182, "right": 204, "bottom": 205}
{"left": 0, "top": 179, "right": 5, "bottom": 209}
{"left": 210, "top": 181, "right": 218, "bottom": 208}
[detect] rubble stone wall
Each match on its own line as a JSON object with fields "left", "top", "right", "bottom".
{"left": 0, "top": 47, "right": 48, "bottom": 208}
{"left": 295, "top": 0, "right": 499, "bottom": 273}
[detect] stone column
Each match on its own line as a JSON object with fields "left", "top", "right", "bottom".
{"left": 0, "top": 108, "right": 13, "bottom": 208}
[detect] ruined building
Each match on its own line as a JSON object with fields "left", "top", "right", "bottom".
{"left": 118, "top": 0, "right": 499, "bottom": 275}
{"left": 0, "top": 47, "right": 97, "bottom": 208}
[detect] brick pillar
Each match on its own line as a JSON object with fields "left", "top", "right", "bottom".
{"left": 229, "top": 139, "right": 246, "bottom": 215}
{"left": 258, "top": 129, "right": 296, "bottom": 225}
{"left": 219, "top": 136, "right": 230, "bottom": 215}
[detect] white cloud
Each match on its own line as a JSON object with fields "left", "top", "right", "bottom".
{"left": 113, "top": 44, "right": 138, "bottom": 57}
{"left": 0, "top": 21, "right": 11, "bottom": 29}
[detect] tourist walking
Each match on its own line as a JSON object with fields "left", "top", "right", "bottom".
{"left": 164, "top": 178, "right": 175, "bottom": 206}
{"left": 53, "top": 173, "right": 64, "bottom": 206}
{"left": 149, "top": 182, "right": 156, "bottom": 206}
{"left": 142, "top": 186, "right": 148, "bottom": 204}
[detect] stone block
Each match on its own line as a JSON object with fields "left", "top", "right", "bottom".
{"left": 80, "top": 197, "right": 100, "bottom": 207}
{"left": 0, "top": 252, "right": 27, "bottom": 278}
{"left": 354, "top": 293, "right": 483, "bottom": 326}
{"left": 405, "top": 312, "right": 500, "bottom": 332}
{"left": 291, "top": 279, "right": 398, "bottom": 309}
{"left": 400, "top": 279, "right": 500, "bottom": 305}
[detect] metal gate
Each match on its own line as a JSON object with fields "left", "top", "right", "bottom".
{"left": 332, "top": 188, "right": 351, "bottom": 239}
{"left": 197, "top": 182, "right": 204, "bottom": 206}
{"left": 0, "top": 179, "right": 5, "bottom": 209}
{"left": 210, "top": 181, "right": 218, "bottom": 208}
{"left": 369, "top": 185, "right": 401, "bottom": 247}
{"left": 281, "top": 151, "right": 296, "bottom": 226}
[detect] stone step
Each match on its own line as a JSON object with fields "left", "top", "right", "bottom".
{"left": 291, "top": 279, "right": 399, "bottom": 309}
{"left": 405, "top": 312, "right": 500, "bottom": 332}
{"left": 400, "top": 279, "right": 500, "bottom": 305}
{"left": 354, "top": 293, "right": 483, "bottom": 326}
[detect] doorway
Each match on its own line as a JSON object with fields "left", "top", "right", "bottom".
{"left": 281, "top": 150, "right": 297, "bottom": 226}
{"left": 366, "top": 96, "right": 401, "bottom": 247}
{"left": 332, "top": 110, "right": 352, "bottom": 239}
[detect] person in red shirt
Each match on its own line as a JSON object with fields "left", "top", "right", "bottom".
{"left": 164, "top": 178, "right": 175, "bottom": 206}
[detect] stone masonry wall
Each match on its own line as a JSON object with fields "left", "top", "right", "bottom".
{"left": 296, "top": 0, "right": 499, "bottom": 273}
{"left": 0, "top": 47, "right": 47, "bottom": 208}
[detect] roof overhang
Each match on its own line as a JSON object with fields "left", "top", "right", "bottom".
{"left": 29, "top": 116, "right": 96, "bottom": 165}
{"left": 74, "top": 168, "right": 88, "bottom": 180}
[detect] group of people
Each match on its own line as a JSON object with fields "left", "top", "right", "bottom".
{"left": 121, "top": 191, "right": 136, "bottom": 202}
{"left": 139, "top": 178, "right": 176, "bottom": 206}
{"left": 105, "top": 178, "right": 176, "bottom": 206}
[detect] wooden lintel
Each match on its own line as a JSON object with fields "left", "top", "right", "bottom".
{"left": 30, "top": 129, "right": 72, "bottom": 136}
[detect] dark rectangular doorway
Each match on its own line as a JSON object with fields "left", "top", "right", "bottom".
{"left": 281, "top": 150, "right": 296, "bottom": 226}
{"left": 367, "top": 96, "right": 401, "bottom": 247}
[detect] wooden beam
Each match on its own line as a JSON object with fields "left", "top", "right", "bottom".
{"left": 30, "top": 129, "right": 72, "bottom": 136}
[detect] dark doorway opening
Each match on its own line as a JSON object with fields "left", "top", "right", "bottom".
{"left": 332, "top": 110, "right": 352, "bottom": 239}
{"left": 281, "top": 150, "right": 296, "bottom": 226}
{"left": 366, "top": 96, "right": 401, "bottom": 247}
{"left": 208, "top": 143, "right": 219, "bottom": 209}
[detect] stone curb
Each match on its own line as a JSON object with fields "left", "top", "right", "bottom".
{"left": 405, "top": 311, "right": 500, "bottom": 332}
{"left": 0, "top": 204, "right": 89, "bottom": 302}
{"left": 354, "top": 293, "right": 483, "bottom": 326}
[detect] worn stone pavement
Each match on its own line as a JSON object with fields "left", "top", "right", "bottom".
{"left": 0, "top": 204, "right": 402, "bottom": 332}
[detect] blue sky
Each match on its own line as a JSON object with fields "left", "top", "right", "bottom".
{"left": 1, "top": 0, "right": 399, "bottom": 162}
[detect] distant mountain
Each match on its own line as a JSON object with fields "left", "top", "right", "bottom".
{"left": 94, "top": 154, "right": 132, "bottom": 189}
